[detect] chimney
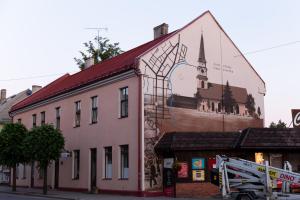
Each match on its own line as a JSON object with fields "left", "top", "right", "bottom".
{"left": 0, "top": 89, "right": 6, "bottom": 101}
{"left": 32, "top": 85, "right": 42, "bottom": 94}
{"left": 153, "top": 23, "right": 169, "bottom": 39}
{"left": 84, "top": 57, "right": 94, "bottom": 69}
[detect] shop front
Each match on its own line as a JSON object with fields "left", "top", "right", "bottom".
{"left": 155, "top": 128, "right": 300, "bottom": 198}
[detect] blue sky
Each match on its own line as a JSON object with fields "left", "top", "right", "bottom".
{"left": 0, "top": 0, "right": 299, "bottom": 126}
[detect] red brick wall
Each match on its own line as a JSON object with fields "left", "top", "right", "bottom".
{"left": 176, "top": 182, "right": 220, "bottom": 198}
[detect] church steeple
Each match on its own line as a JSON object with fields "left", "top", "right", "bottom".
{"left": 198, "top": 33, "right": 206, "bottom": 64}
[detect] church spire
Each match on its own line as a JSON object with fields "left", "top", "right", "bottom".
{"left": 198, "top": 33, "right": 206, "bottom": 64}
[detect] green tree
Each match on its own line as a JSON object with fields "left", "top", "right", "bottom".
{"left": 74, "top": 36, "right": 123, "bottom": 70}
{"left": 0, "top": 123, "right": 28, "bottom": 191}
{"left": 246, "top": 94, "right": 256, "bottom": 116}
{"left": 223, "top": 81, "right": 236, "bottom": 114}
{"left": 24, "top": 125, "right": 65, "bottom": 194}
{"left": 269, "top": 120, "right": 287, "bottom": 128}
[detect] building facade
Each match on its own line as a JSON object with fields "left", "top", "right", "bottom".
{"left": 10, "top": 11, "right": 265, "bottom": 195}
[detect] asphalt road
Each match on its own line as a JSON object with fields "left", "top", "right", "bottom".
{"left": 0, "top": 193, "right": 60, "bottom": 200}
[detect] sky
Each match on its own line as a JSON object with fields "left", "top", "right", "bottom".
{"left": 0, "top": 0, "right": 299, "bottom": 126}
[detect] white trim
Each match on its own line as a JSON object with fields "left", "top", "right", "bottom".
{"left": 140, "top": 76, "right": 145, "bottom": 191}
{"left": 11, "top": 70, "right": 137, "bottom": 116}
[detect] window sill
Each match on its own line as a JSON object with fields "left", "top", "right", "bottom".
{"left": 72, "top": 178, "right": 79, "bottom": 180}
{"left": 90, "top": 121, "right": 98, "bottom": 125}
{"left": 102, "top": 178, "right": 112, "bottom": 180}
{"left": 119, "top": 116, "right": 128, "bottom": 119}
{"left": 73, "top": 125, "right": 80, "bottom": 128}
{"left": 118, "top": 178, "right": 129, "bottom": 180}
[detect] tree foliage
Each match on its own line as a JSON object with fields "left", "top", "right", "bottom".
{"left": 246, "top": 94, "right": 256, "bottom": 116}
{"left": 74, "top": 36, "right": 123, "bottom": 70}
{"left": 24, "top": 124, "right": 65, "bottom": 194}
{"left": 0, "top": 123, "right": 28, "bottom": 191}
{"left": 223, "top": 81, "right": 236, "bottom": 113}
{"left": 269, "top": 120, "right": 287, "bottom": 128}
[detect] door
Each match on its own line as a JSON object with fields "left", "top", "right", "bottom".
{"left": 54, "top": 160, "right": 59, "bottom": 189}
{"left": 90, "top": 148, "right": 97, "bottom": 191}
{"left": 30, "top": 161, "right": 34, "bottom": 188}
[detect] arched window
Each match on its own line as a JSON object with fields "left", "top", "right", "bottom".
{"left": 235, "top": 105, "right": 239, "bottom": 114}
{"left": 212, "top": 102, "right": 215, "bottom": 111}
{"left": 202, "top": 105, "right": 205, "bottom": 111}
{"left": 201, "top": 81, "right": 204, "bottom": 88}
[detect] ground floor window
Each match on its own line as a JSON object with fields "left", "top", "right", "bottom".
{"left": 72, "top": 150, "right": 80, "bottom": 179}
{"left": 104, "top": 147, "right": 112, "bottom": 179}
{"left": 120, "top": 145, "right": 129, "bottom": 179}
{"left": 22, "top": 164, "right": 26, "bottom": 179}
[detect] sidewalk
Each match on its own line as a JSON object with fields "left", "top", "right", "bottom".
{"left": 0, "top": 186, "right": 221, "bottom": 200}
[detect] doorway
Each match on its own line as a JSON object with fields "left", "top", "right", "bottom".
{"left": 54, "top": 160, "right": 59, "bottom": 189}
{"left": 90, "top": 148, "right": 97, "bottom": 192}
{"left": 30, "top": 162, "right": 34, "bottom": 188}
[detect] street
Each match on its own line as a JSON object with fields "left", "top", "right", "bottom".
{"left": 0, "top": 193, "right": 60, "bottom": 200}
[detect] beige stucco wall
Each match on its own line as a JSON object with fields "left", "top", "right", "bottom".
{"left": 13, "top": 75, "right": 140, "bottom": 191}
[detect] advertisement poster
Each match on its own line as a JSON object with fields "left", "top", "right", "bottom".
{"left": 192, "top": 158, "right": 205, "bottom": 170}
{"left": 178, "top": 162, "right": 188, "bottom": 178}
{"left": 192, "top": 170, "right": 205, "bottom": 181}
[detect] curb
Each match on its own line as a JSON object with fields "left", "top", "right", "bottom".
{"left": 0, "top": 190, "right": 77, "bottom": 200}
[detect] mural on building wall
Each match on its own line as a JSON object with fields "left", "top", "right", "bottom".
{"left": 141, "top": 32, "right": 263, "bottom": 190}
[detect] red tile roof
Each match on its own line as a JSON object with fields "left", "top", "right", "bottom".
{"left": 11, "top": 33, "right": 175, "bottom": 113}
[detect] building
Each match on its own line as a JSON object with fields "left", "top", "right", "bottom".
{"left": 9, "top": 11, "right": 266, "bottom": 195}
{"left": 0, "top": 87, "right": 40, "bottom": 184}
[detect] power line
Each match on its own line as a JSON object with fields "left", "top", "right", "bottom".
{"left": 1, "top": 40, "right": 299, "bottom": 82}
{"left": 235, "top": 40, "right": 300, "bottom": 57}
{"left": 0, "top": 72, "right": 73, "bottom": 82}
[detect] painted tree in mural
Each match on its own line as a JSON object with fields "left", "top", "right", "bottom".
{"left": 257, "top": 106, "right": 261, "bottom": 117}
{"left": 74, "top": 36, "right": 123, "bottom": 70}
{"left": 223, "top": 81, "right": 236, "bottom": 113}
{"left": 246, "top": 94, "right": 256, "bottom": 116}
{"left": 269, "top": 120, "right": 287, "bottom": 128}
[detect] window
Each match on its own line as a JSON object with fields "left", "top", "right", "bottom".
{"left": 55, "top": 107, "right": 60, "bottom": 129}
{"left": 218, "top": 103, "right": 222, "bottom": 112}
{"left": 104, "top": 147, "right": 112, "bottom": 179}
{"left": 17, "top": 118, "right": 22, "bottom": 124}
{"left": 201, "top": 81, "right": 204, "bottom": 88}
{"left": 32, "top": 114, "right": 36, "bottom": 128}
{"left": 22, "top": 163, "right": 26, "bottom": 179}
{"left": 16, "top": 164, "right": 19, "bottom": 179}
{"left": 91, "top": 96, "right": 98, "bottom": 124}
{"left": 75, "top": 101, "right": 81, "bottom": 127}
{"left": 211, "top": 102, "right": 215, "bottom": 111}
{"left": 39, "top": 167, "right": 44, "bottom": 179}
{"left": 120, "top": 87, "right": 128, "bottom": 118}
{"left": 120, "top": 145, "right": 129, "bottom": 179}
{"left": 72, "top": 150, "right": 80, "bottom": 179}
{"left": 41, "top": 111, "right": 45, "bottom": 125}
{"left": 235, "top": 105, "right": 240, "bottom": 114}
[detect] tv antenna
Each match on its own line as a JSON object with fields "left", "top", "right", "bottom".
{"left": 85, "top": 27, "right": 108, "bottom": 49}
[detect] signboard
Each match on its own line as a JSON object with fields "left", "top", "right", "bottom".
{"left": 292, "top": 109, "right": 300, "bottom": 128}
{"left": 192, "top": 158, "right": 205, "bottom": 169}
{"left": 178, "top": 162, "right": 188, "bottom": 178}
{"left": 192, "top": 170, "right": 205, "bottom": 181}
{"left": 164, "top": 158, "right": 174, "bottom": 169}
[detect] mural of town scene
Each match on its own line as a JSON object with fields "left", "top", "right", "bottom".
{"left": 141, "top": 33, "right": 263, "bottom": 191}
{"left": 167, "top": 34, "right": 262, "bottom": 119}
